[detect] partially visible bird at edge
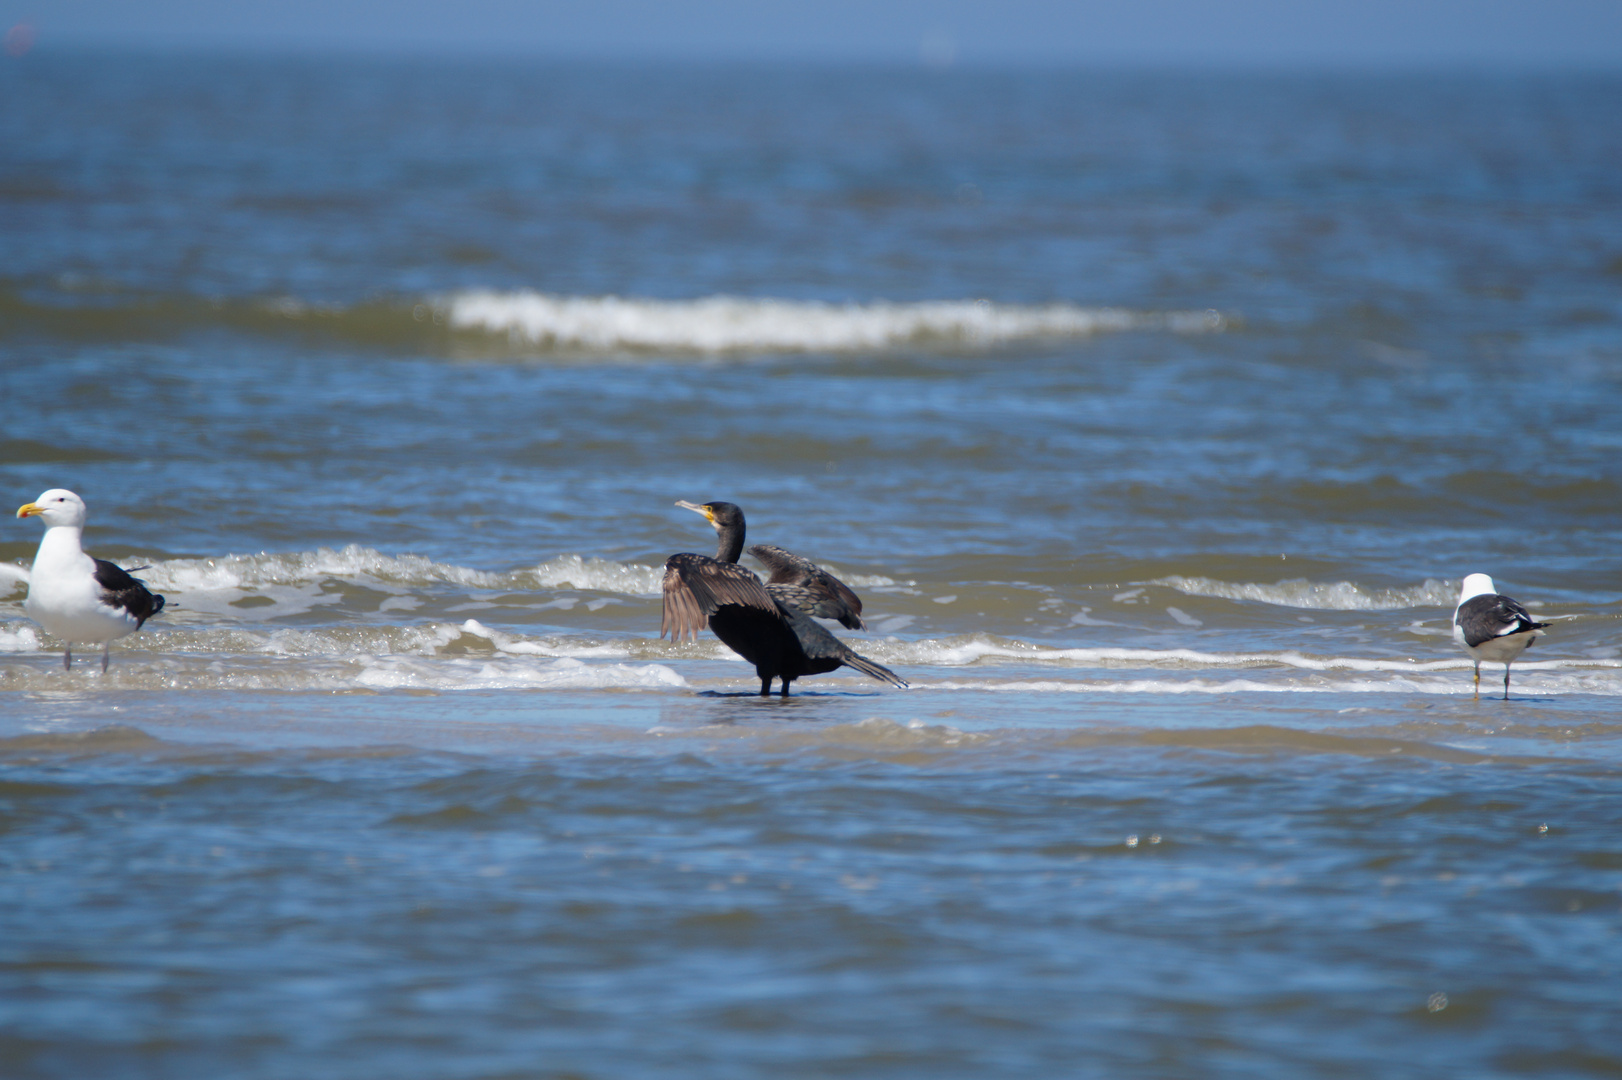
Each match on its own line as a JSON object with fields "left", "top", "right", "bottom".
{"left": 660, "top": 500, "right": 906, "bottom": 696}
{"left": 15, "top": 488, "right": 165, "bottom": 671}
{"left": 1452, "top": 573, "right": 1548, "bottom": 700}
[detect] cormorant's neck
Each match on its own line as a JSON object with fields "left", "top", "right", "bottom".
{"left": 714, "top": 522, "right": 745, "bottom": 564}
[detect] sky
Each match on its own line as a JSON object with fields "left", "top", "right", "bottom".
{"left": 3, "top": 0, "right": 1622, "bottom": 67}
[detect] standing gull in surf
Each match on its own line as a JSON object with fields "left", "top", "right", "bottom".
{"left": 1452, "top": 573, "right": 1547, "bottom": 700}
{"left": 16, "top": 489, "right": 165, "bottom": 671}
{"left": 662, "top": 500, "right": 904, "bottom": 696}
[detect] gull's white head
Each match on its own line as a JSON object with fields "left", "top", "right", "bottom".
{"left": 16, "top": 489, "right": 88, "bottom": 529}
{"left": 1456, "top": 573, "right": 1496, "bottom": 607}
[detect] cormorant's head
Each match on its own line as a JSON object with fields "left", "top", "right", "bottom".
{"left": 675, "top": 500, "right": 745, "bottom": 534}
{"left": 17, "top": 488, "right": 87, "bottom": 529}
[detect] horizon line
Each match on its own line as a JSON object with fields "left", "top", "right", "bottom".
{"left": 7, "top": 38, "right": 1622, "bottom": 75}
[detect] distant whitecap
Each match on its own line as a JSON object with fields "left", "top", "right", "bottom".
{"left": 443, "top": 291, "right": 1229, "bottom": 354}
{"left": 1152, "top": 576, "right": 1457, "bottom": 611}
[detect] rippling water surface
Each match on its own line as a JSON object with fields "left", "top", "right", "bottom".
{"left": 2, "top": 55, "right": 1620, "bottom": 1078}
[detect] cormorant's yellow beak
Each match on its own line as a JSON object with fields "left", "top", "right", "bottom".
{"left": 16, "top": 502, "right": 43, "bottom": 519}
{"left": 674, "top": 500, "right": 715, "bottom": 524}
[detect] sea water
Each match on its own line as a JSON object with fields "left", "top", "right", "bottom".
{"left": 1, "top": 55, "right": 1620, "bottom": 1078}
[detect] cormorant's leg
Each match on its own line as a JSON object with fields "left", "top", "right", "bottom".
{"left": 63, "top": 646, "right": 71, "bottom": 671}
{"left": 102, "top": 644, "right": 110, "bottom": 673}
{"left": 1472, "top": 660, "right": 1480, "bottom": 700}
{"left": 1503, "top": 665, "right": 1511, "bottom": 701}
{"left": 760, "top": 677, "right": 772, "bottom": 697}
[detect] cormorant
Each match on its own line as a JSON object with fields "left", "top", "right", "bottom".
{"left": 660, "top": 500, "right": 905, "bottom": 696}
{"left": 1452, "top": 573, "right": 1548, "bottom": 700}
{"left": 16, "top": 489, "right": 166, "bottom": 671}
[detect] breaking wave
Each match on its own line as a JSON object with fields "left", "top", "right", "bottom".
{"left": 885, "top": 634, "right": 1620, "bottom": 675}
{"left": 444, "top": 292, "right": 1230, "bottom": 354}
{"left": 132, "top": 546, "right": 663, "bottom": 598}
{"left": 5, "top": 611, "right": 1618, "bottom": 696}
{"left": 0, "top": 617, "right": 687, "bottom": 692}
{"left": 1151, "top": 576, "right": 1460, "bottom": 611}
{"left": 0, "top": 286, "right": 1232, "bottom": 357}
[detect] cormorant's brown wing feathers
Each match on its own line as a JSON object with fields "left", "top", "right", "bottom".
{"left": 747, "top": 543, "right": 865, "bottom": 630}
{"left": 661, "top": 553, "right": 781, "bottom": 642}
{"left": 747, "top": 544, "right": 822, "bottom": 581}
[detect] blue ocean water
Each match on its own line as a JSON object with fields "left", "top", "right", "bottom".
{"left": 1, "top": 53, "right": 1620, "bottom": 1078}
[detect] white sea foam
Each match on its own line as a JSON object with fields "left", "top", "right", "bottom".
{"left": 254, "top": 622, "right": 471, "bottom": 658}
{"left": 456, "top": 619, "right": 644, "bottom": 659}
{"left": 913, "top": 677, "right": 1405, "bottom": 694}
{"left": 817, "top": 569, "right": 906, "bottom": 589}
{"left": 3, "top": 615, "right": 1618, "bottom": 695}
{"left": 352, "top": 656, "right": 686, "bottom": 692}
{"left": 132, "top": 547, "right": 665, "bottom": 612}
{"left": 1151, "top": 576, "right": 1458, "bottom": 611}
{"left": 139, "top": 546, "right": 504, "bottom": 593}
{"left": 522, "top": 554, "right": 664, "bottom": 595}
{"left": 0, "top": 618, "right": 686, "bottom": 693}
{"left": 0, "top": 653, "right": 686, "bottom": 694}
{"left": 911, "top": 671, "right": 1621, "bottom": 696}
{"left": 444, "top": 291, "right": 1229, "bottom": 354}
{"left": 890, "top": 635, "right": 1622, "bottom": 674}
{"left": 0, "top": 624, "right": 41, "bottom": 652}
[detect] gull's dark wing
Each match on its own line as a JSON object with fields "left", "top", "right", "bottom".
{"left": 1455, "top": 593, "right": 1549, "bottom": 649}
{"left": 92, "top": 559, "right": 166, "bottom": 628}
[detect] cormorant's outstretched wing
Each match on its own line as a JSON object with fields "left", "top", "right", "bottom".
{"left": 661, "top": 553, "right": 781, "bottom": 642}
{"left": 748, "top": 543, "right": 865, "bottom": 630}
{"left": 92, "top": 559, "right": 165, "bottom": 628}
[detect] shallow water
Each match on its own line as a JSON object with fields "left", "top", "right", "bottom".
{"left": 1, "top": 55, "right": 1620, "bottom": 1077}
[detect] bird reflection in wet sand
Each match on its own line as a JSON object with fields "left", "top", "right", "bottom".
{"left": 661, "top": 500, "right": 906, "bottom": 696}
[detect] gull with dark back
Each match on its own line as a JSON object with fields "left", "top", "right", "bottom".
{"left": 1452, "top": 573, "right": 1549, "bottom": 700}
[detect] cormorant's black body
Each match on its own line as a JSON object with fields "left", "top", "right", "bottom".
{"left": 661, "top": 501, "right": 905, "bottom": 696}
{"left": 707, "top": 605, "right": 812, "bottom": 696}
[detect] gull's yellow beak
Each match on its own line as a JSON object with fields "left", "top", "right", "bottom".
{"left": 16, "top": 502, "right": 43, "bottom": 519}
